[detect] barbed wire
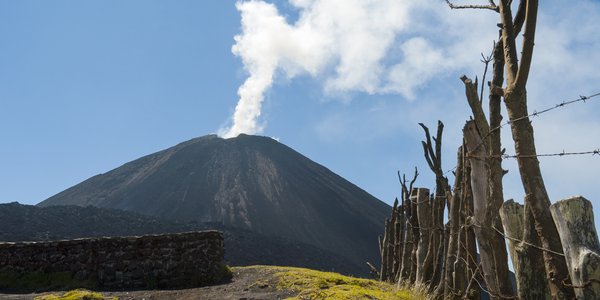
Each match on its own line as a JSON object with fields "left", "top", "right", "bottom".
{"left": 483, "top": 92, "right": 600, "bottom": 148}
{"left": 466, "top": 148, "right": 600, "bottom": 160}
{"left": 443, "top": 91, "right": 600, "bottom": 175}
{"left": 506, "top": 92, "right": 600, "bottom": 128}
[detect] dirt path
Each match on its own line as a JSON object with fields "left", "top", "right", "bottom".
{"left": 0, "top": 266, "right": 295, "bottom": 300}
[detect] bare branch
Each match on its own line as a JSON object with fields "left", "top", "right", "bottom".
{"left": 514, "top": 0, "right": 538, "bottom": 91}
{"left": 498, "top": 0, "right": 519, "bottom": 86}
{"left": 421, "top": 141, "right": 436, "bottom": 171}
{"left": 399, "top": 171, "right": 409, "bottom": 204}
{"left": 399, "top": 167, "right": 419, "bottom": 209}
{"left": 409, "top": 167, "right": 419, "bottom": 193}
{"left": 435, "top": 121, "right": 444, "bottom": 176}
{"left": 460, "top": 75, "right": 490, "bottom": 140}
{"left": 512, "top": 0, "right": 527, "bottom": 35}
{"left": 445, "top": 0, "right": 498, "bottom": 11}
{"left": 488, "top": 31, "right": 505, "bottom": 174}
{"left": 479, "top": 44, "right": 495, "bottom": 102}
{"left": 419, "top": 123, "right": 437, "bottom": 169}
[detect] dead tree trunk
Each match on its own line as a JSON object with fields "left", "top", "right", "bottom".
{"left": 462, "top": 159, "right": 481, "bottom": 300}
{"left": 418, "top": 122, "right": 450, "bottom": 294}
{"left": 380, "top": 219, "right": 391, "bottom": 281}
{"left": 456, "top": 35, "right": 513, "bottom": 299}
{"left": 399, "top": 168, "right": 418, "bottom": 283}
{"left": 399, "top": 212, "right": 413, "bottom": 282}
{"left": 409, "top": 188, "right": 420, "bottom": 283}
{"left": 497, "top": 1, "right": 575, "bottom": 297}
{"left": 393, "top": 200, "right": 404, "bottom": 281}
{"left": 550, "top": 197, "right": 600, "bottom": 299}
{"left": 446, "top": 0, "right": 575, "bottom": 297}
{"left": 443, "top": 146, "right": 465, "bottom": 299}
{"left": 380, "top": 199, "right": 400, "bottom": 282}
{"left": 500, "top": 199, "right": 550, "bottom": 299}
{"left": 463, "top": 120, "right": 514, "bottom": 299}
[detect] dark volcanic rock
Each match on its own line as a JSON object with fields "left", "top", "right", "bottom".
{"left": 38, "top": 134, "right": 390, "bottom": 270}
{"left": 0, "top": 203, "right": 365, "bottom": 276}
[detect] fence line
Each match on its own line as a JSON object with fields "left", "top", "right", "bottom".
{"left": 482, "top": 92, "right": 600, "bottom": 148}
{"left": 443, "top": 91, "right": 600, "bottom": 175}
{"left": 466, "top": 149, "right": 600, "bottom": 160}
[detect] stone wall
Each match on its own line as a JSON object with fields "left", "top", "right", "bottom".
{"left": 0, "top": 231, "right": 228, "bottom": 290}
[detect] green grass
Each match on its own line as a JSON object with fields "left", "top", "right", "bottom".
{"left": 33, "top": 289, "right": 116, "bottom": 300}
{"left": 238, "top": 266, "right": 425, "bottom": 300}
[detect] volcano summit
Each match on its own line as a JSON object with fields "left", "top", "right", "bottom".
{"left": 39, "top": 134, "right": 391, "bottom": 270}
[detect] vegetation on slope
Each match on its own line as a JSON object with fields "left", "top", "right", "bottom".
{"left": 4, "top": 266, "right": 425, "bottom": 299}
{"left": 34, "top": 289, "right": 115, "bottom": 300}
{"left": 237, "top": 265, "right": 424, "bottom": 299}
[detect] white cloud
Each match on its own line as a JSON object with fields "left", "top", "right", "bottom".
{"left": 384, "top": 37, "right": 448, "bottom": 99}
{"left": 221, "top": 0, "right": 481, "bottom": 137}
{"left": 221, "top": 0, "right": 600, "bottom": 198}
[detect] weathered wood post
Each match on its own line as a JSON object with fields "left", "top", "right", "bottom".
{"left": 500, "top": 199, "right": 550, "bottom": 299}
{"left": 399, "top": 211, "right": 413, "bottom": 282}
{"left": 380, "top": 216, "right": 391, "bottom": 281}
{"left": 414, "top": 187, "right": 433, "bottom": 284}
{"left": 418, "top": 121, "right": 450, "bottom": 294}
{"left": 550, "top": 196, "right": 600, "bottom": 299}
{"left": 462, "top": 159, "right": 481, "bottom": 300}
{"left": 463, "top": 120, "right": 514, "bottom": 299}
{"left": 399, "top": 168, "right": 418, "bottom": 284}
{"left": 443, "top": 146, "right": 465, "bottom": 299}
{"left": 410, "top": 188, "right": 420, "bottom": 283}
{"left": 380, "top": 199, "right": 399, "bottom": 282}
{"left": 393, "top": 199, "right": 404, "bottom": 280}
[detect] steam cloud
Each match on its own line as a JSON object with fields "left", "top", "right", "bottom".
{"left": 219, "top": 0, "right": 451, "bottom": 138}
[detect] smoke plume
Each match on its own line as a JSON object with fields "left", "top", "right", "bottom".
{"left": 219, "top": 0, "right": 461, "bottom": 138}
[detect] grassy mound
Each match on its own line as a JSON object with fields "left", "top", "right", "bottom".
{"left": 237, "top": 266, "right": 424, "bottom": 300}
{"left": 34, "top": 289, "right": 115, "bottom": 300}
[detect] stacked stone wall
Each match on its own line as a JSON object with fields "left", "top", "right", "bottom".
{"left": 0, "top": 231, "right": 226, "bottom": 290}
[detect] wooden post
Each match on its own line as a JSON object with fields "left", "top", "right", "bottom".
{"left": 410, "top": 188, "right": 420, "bottom": 283}
{"left": 380, "top": 199, "right": 399, "bottom": 282}
{"left": 386, "top": 201, "right": 398, "bottom": 281}
{"left": 415, "top": 188, "right": 433, "bottom": 284}
{"left": 393, "top": 200, "right": 404, "bottom": 280}
{"left": 429, "top": 193, "right": 446, "bottom": 290}
{"left": 398, "top": 168, "right": 418, "bottom": 284}
{"left": 500, "top": 199, "right": 550, "bottom": 299}
{"left": 463, "top": 159, "right": 481, "bottom": 300}
{"left": 380, "top": 217, "right": 391, "bottom": 281}
{"left": 463, "top": 120, "right": 514, "bottom": 299}
{"left": 443, "top": 146, "right": 465, "bottom": 298}
{"left": 418, "top": 121, "right": 450, "bottom": 293}
{"left": 550, "top": 196, "right": 600, "bottom": 299}
{"left": 399, "top": 213, "right": 413, "bottom": 282}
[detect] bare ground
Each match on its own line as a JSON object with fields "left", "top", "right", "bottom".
{"left": 0, "top": 266, "right": 296, "bottom": 300}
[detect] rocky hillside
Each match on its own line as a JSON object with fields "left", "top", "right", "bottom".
{"left": 38, "top": 134, "right": 390, "bottom": 269}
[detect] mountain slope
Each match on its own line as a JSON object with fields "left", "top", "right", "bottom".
{"left": 0, "top": 202, "right": 365, "bottom": 276}
{"left": 38, "top": 134, "right": 391, "bottom": 268}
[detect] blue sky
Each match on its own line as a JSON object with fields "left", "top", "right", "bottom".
{"left": 2, "top": 1, "right": 600, "bottom": 228}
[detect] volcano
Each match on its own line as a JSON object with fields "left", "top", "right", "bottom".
{"left": 39, "top": 134, "right": 391, "bottom": 269}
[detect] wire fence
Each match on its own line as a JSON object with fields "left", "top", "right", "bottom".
{"left": 444, "top": 91, "right": 600, "bottom": 175}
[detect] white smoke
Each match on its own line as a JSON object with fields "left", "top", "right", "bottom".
{"left": 219, "top": 0, "right": 487, "bottom": 138}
